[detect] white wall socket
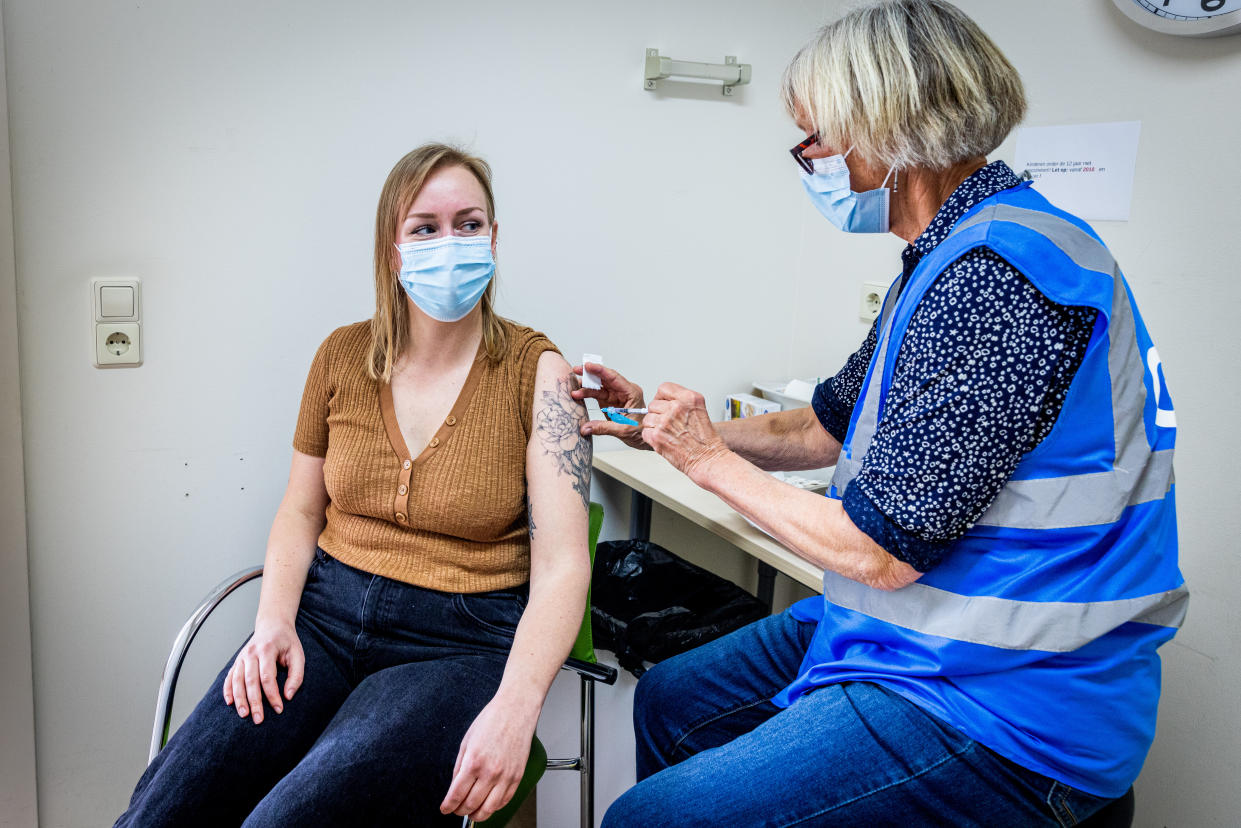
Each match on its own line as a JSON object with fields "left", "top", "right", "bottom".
{"left": 859, "top": 281, "right": 888, "bottom": 323}
{"left": 95, "top": 322, "right": 142, "bottom": 367}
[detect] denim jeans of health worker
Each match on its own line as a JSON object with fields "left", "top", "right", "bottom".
{"left": 602, "top": 609, "right": 1114, "bottom": 828}
{"left": 116, "top": 548, "right": 527, "bottom": 827}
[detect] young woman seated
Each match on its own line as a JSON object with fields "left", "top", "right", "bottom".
{"left": 115, "top": 143, "right": 592, "bottom": 827}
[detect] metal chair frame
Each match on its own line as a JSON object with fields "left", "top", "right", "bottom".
{"left": 149, "top": 566, "right": 263, "bottom": 762}
{"left": 148, "top": 565, "right": 617, "bottom": 828}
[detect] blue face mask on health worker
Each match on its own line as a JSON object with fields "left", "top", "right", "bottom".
{"left": 396, "top": 235, "right": 495, "bottom": 322}
{"left": 801, "top": 148, "right": 897, "bottom": 234}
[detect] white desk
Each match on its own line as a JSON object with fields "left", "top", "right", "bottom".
{"left": 591, "top": 449, "right": 825, "bottom": 602}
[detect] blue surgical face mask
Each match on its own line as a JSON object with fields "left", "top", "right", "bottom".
{"left": 800, "top": 148, "right": 897, "bottom": 234}
{"left": 396, "top": 235, "right": 495, "bottom": 322}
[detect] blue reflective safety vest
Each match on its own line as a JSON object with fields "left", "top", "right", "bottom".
{"left": 775, "top": 182, "right": 1186, "bottom": 798}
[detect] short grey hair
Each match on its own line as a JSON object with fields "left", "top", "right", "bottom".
{"left": 781, "top": 0, "right": 1026, "bottom": 171}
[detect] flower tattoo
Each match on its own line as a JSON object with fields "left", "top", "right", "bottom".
{"left": 536, "top": 375, "right": 592, "bottom": 510}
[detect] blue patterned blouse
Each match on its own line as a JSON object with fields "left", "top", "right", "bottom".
{"left": 812, "top": 161, "right": 1098, "bottom": 572}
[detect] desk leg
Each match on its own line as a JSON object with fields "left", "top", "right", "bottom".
{"left": 629, "top": 491, "right": 652, "bottom": 541}
{"left": 757, "top": 561, "right": 776, "bottom": 612}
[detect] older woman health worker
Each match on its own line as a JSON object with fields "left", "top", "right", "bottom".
{"left": 580, "top": 2, "right": 1185, "bottom": 826}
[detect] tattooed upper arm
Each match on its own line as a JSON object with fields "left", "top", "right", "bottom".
{"left": 534, "top": 373, "right": 592, "bottom": 510}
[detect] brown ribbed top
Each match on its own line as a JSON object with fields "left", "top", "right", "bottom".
{"left": 293, "top": 319, "right": 559, "bottom": 592}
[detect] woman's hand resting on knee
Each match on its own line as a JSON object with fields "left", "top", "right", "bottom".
{"left": 222, "top": 617, "right": 305, "bottom": 724}
{"left": 440, "top": 694, "right": 539, "bottom": 821}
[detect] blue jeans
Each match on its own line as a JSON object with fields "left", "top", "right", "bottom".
{"left": 603, "top": 608, "right": 1113, "bottom": 828}
{"left": 116, "top": 549, "right": 526, "bottom": 827}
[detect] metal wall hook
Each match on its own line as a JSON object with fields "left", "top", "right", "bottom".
{"left": 643, "top": 48, "right": 751, "bottom": 96}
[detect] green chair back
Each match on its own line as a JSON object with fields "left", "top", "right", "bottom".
{"left": 570, "top": 501, "right": 603, "bottom": 664}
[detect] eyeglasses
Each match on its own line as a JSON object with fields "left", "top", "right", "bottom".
{"left": 789, "top": 133, "right": 819, "bottom": 174}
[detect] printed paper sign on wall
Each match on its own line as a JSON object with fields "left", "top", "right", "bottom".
{"left": 1014, "top": 121, "right": 1142, "bottom": 222}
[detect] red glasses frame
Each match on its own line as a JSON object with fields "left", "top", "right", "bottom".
{"left": 789, "top": 133, "right": 820, "bottom": 174}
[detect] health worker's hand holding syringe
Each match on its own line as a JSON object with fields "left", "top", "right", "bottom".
{"left": 572, "top": 362, "right": 731, "bottom": 482}
{"left": 572, "top": 361, "right": 651, "bottom": 450}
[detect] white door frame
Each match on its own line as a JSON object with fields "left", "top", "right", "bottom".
{"left": 0, "top": 2, "right": 41, "bottom": 824}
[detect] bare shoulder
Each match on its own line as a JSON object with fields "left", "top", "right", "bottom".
{"left": 534, "top": 349, "right": 573, "bottom": 381}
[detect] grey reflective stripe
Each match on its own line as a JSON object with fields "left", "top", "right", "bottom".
{"left": 831, "top": 456, "right": 862, "bottom": 493}
{"left": 837, "top": 200, "right": 1173, "bottom": 530}
{"left": 978, "top": 450, "right": 1175, "bottom": 530}
{"left": 831, "top": 274, "right": 903, "bottom": 496}
{"left": 822, "top": 571, "right": 1189, "bottom": 652}
{"left": 952, "top": 204, "right": 1115, "bottom": 275}
{"left": 1106, "top": 265, "right": 1152, "bottom": 476}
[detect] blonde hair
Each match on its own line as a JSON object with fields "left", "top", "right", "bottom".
{"left": 368, "top": 143, "right": 508, "bottom": 382}
{"left": 780, "top": 0, "right": 1026, "bottom": 171}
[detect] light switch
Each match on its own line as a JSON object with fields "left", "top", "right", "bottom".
{"left": 100, "top": 285, "right": 134, "bottom": 318}
{"left": 92, "top": 278, "right": 140, "bottom": 322}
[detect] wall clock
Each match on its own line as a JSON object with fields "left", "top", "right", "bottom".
{"left": 1111, "top": 0, "right": 1241, "bottom": 36}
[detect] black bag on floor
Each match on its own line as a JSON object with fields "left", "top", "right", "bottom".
{"left": 590, "top": 539, "right": 770, "bottom": 678}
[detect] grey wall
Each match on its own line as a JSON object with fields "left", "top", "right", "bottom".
{"left": 5, "top": 1, "right": 1238, "bottom": 826}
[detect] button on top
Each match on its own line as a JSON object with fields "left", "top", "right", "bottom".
{"left": 445, "top": 416, "right": 457, "bottom": 426}
{"left": 429, "top": 437, "right": 440, "bottom": 448}
{"left": 402, "top": 460, "right": 411, "bottom": 470}
{"left": 398, "top": 484, "right": 407, "bottom": 495}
